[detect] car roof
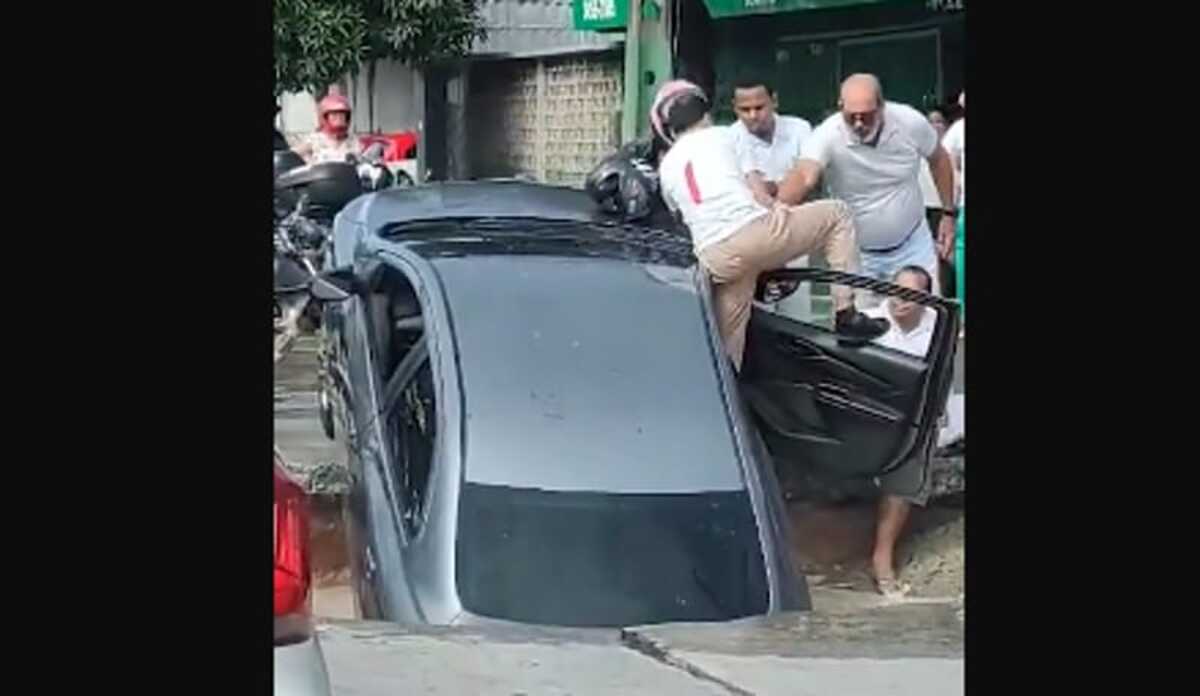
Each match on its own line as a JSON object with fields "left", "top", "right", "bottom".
{"left": 340, "top": 181, "right": 695, "bottom": 268}
{"left": 432, "top": 254, "right": 746, "bottom": 495}
{"left": 354, "top": 180, "right": 611, "bottom": 230}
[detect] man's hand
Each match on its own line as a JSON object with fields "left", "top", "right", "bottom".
{"left": 776, "top": 159, "right": 822, "bottom": 206}
{"left": 746, "top": 171, "right": 776, "bottom": 207}
{"left": 937, "top": 214, "right": 956, "bottom": 260}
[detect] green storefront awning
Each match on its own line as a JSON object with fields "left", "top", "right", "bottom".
{"left": 702, "top": 0, "right": 894, "bottom": 19}
{"left": 573, "top": 0, "right": 898, "bottom": 32}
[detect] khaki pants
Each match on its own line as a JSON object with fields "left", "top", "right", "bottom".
{"left": 697, "top": 200, "right": 860, "bottom": 369}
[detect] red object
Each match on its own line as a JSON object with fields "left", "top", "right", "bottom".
{"left": 274, "top": 459, "right": 311, "bottom": 618}
{"left": 359, "top": 131, "right": 420, "bottom": 162}
{"left": 684, "top": 161, "right": 703, "bottom": 204}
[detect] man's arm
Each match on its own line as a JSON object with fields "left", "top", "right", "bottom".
{"left": 928, "top": 145, "right": 956, "bottom": 212}
{"left": 745, "top": 170, "right": 777, "bottom": 207}
{"left": 927, "top": 145, "right": 957, "bottom": 260}
{"left": 779, "top": 124, "right": 832, "bottom": 205}
{"left": 776, "top": 159, "right": 823, "bottom": 206}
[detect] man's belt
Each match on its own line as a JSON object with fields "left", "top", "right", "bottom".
{"left": 861, "top": 218, "right": 924, "bottom": 254}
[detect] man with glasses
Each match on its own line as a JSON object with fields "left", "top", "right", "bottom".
{"left": 776, "top": 74, "right": 958, "bottom": 302}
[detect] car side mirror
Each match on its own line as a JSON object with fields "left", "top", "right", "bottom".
{"left": 310, "top": 267, "right": 357, "bottom": 302}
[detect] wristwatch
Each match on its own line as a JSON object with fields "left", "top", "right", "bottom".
{"left": 941, "top": 208, "right": 958, "bottom": 219}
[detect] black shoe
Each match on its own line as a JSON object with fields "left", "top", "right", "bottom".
{"left": 835, "top": 308, "right": 889, "bottom": 341}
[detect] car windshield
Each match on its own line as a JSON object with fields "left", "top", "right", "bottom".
{"left": 456, "top": 483, "right": 768, "bottom": 627}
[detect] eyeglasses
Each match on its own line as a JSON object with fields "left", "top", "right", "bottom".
{"left": 843, "top": 108, "right": 879, "bottom": 128}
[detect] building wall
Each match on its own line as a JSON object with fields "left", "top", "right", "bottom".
{"left": 467, "top": 51, "right": 623, "bottom": 186}
{"left": 347, "top": 60, "right": 422, "bottom": 133}
{"left": 709, "top": 2, "right": 965, "bottom": 125}
{"left": 474, "top": 0, "right": 622, "bottom": 58}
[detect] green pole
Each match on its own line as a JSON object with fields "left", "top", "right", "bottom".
{"left": 621, "top": 0, "right": 643, "bottom": 144}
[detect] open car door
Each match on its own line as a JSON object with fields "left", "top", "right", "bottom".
{"left": 740, "top": 269, "right": 959, "bottom": 480}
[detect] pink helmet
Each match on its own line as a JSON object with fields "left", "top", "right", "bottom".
{"left": 317, "top": 91, "right": 352, "bottom": 138}
{"left": 318, "top": 92, "right": 351, "bottom": 119}
{"left": 649, "top": 79, "right": 707, "bottom": 146}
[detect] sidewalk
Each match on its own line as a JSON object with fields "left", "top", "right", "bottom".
{"left": 317, "top": 588, "right": 963, "bottom": 695}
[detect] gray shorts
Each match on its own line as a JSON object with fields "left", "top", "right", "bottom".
{"left": 876, "top": 439, "right": 934, "bottom": 506}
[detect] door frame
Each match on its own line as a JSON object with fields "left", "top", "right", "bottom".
{"left": 775, "top": 23, "right": 945, "bottom": 122}
{"left": 836, "top": 28, "right": 944, "bottom": 108}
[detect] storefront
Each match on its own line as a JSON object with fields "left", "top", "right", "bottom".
{"left": 574, "top": 0, "right": 965, "bottom": 139}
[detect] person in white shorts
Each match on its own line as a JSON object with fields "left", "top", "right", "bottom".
{"left": 861, "top": 264, "right": 938, "bottom": 598}
{"left": 777, "top": 74, "right": 958, "bottom": 303}
{"left": 648, "top": 80, "right": 888, "bottom": 369}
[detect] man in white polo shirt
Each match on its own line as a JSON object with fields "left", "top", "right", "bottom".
{"left": 727, "top": 77, "right": 816, "bottom": 319}
{"left": 648, "top": 80, "right": 888, "bottom": 368}
{"left": 727, "top": 77, "right": 814, "bottom": 206}
{"left": 777, "top": 74, "right": 958, "bottom": 301}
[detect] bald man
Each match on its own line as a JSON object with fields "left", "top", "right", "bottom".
{"left": 777, "top": 75, "right": 958, "bottom": 301}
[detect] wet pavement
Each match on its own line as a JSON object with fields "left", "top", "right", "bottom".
{"left": 275, "top": 332, "right": 964, "bottom": 693}
{"left": 274, "top": 337, "right": 342, "bottom": 478}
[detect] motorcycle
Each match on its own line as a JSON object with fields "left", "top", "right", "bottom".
{"left": 274, "top": 143, "right": 392, "bottom": 441}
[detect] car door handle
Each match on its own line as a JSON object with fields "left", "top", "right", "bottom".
{"left": 815, "top": 382, "right": 899, "bottom": 422}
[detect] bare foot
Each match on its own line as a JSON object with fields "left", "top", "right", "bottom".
{"left": 871, "top": 557, "right": 909, "bottom": 599}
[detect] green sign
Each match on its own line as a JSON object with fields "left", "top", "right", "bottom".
{"left": 572, "top": 0, "right": 629, "bottom": 31}
{"left": 702, "top": 0, "right": 893, "bottom": 19}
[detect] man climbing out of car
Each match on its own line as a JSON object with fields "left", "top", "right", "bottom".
{"left": 651, "top": 80, "right": 889, "bottom": 369}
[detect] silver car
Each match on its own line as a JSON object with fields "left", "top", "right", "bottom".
{"left": 315, "top": 182, "right": 958, "bottom": 628}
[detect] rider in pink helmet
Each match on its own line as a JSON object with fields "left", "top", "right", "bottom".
{"left": 297, "top": 87, "right": 359, "bottom": 164}
{"left": 317, "top": 93, "right": 352, "bottom": 139}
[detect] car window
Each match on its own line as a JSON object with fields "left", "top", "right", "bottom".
{"left": 368, "top": 269, "right": 425, "bottom": 387}
{"left": 392, "top": 356, "right": 436, "bottom": 536}
{"left": 457, "top": 483, "right": 768, "bottom": 627}
{"left": 756, "top": 273, "right": 937, "bottom": 361}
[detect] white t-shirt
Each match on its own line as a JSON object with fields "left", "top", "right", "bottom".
{"left": 864, "top": 302, "right": 935, "bottom": 357}
{"left": 729, "top": 115, "right": 813, "bottom": 183}
{"left": 800, "top": 102, "right": 939, "bottom": 251}
{"left": 659, "top": 126, "right": 769, "bottom": 253}
{"left": 942, "top": 118, "right": 965, "bottom": 206}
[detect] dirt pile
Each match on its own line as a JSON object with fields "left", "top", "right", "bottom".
{"left": 899, "top": 514, "right": 964, "bottom": 598}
